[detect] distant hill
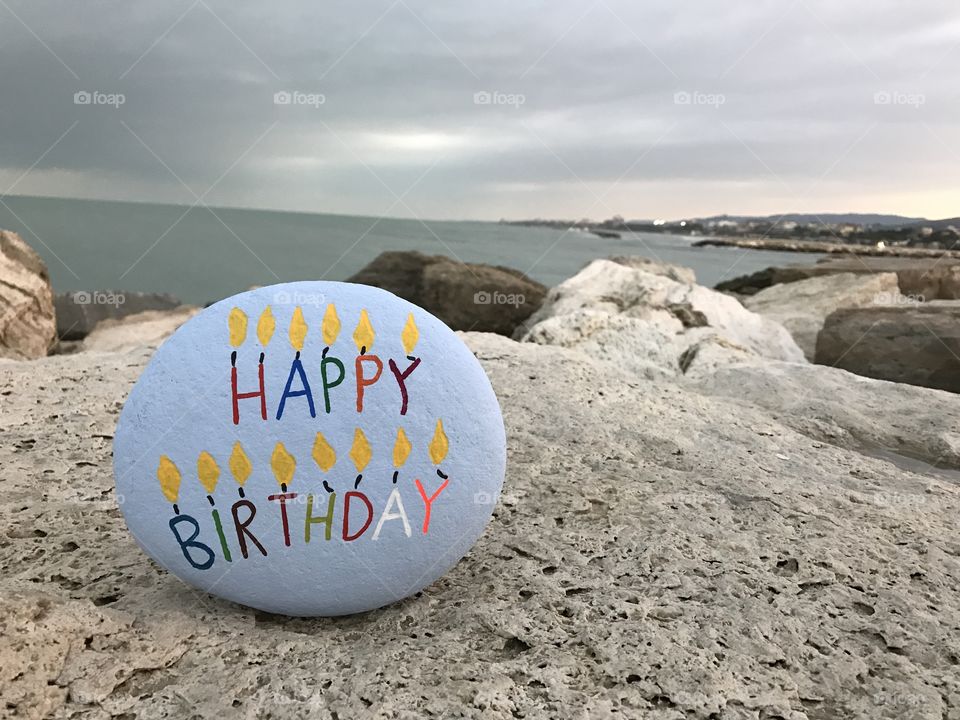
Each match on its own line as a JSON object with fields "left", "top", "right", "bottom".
{"left": 691, "top": 213, "right": 929, "bottom": 227}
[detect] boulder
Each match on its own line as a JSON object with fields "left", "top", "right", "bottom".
{"left": 719, "top": 256, "right": 960, "bottom": 299}
{"left": 1, "top": 332, "right": 959, "bottom": 718}
{"left": 346, "top": 251, "right": 546, "bottom": 336}
{"left": 816, "top": 302, "right": 960, "bottom": 392}
{"left": 55, "top": 291, "right": 183, "bottom": 341}
{"left": 81, "top": 307, "right": 199, "bottom": 353}
{"left": 0, "top": 230, "right": 56, "bottom": 359}
{"left": 517, "top": 259, "right": 804, "bottom": 376}
{"left": 743, "top": 272, "right": 899, "bottom": 359}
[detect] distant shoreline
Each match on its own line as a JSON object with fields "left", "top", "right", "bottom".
{"left": 693, "top": 236, "right": 960, "bottom": 259}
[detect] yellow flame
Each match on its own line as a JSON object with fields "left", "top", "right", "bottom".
{"left": 289, "top": 306, "right": 308, "bottom": 351}
{"left": 257, "top": 306, "right": 276, "bottom": 346}
{"left": 271, "top": 442, "right": 296, "bottom": 487}
{"left": 429, "top": 419, "right": 449, "bottom": 465}
{"left": 197, "top": 451, "right": 220, "bottom": 494}
{"left": 401, "top": 313, "right": 419, "bottom": 355}
{"left": 350, "top": 428, "right": 372, "bottom": 473}
{"left": 157, "top": 455, "right": 181, "bottom": 503}
{"left": 312, "top": 432, "right": 337, "bottom": 472}
{"left": 228, "top": 308, "right": 248, "bottom": 347}
{"left": 322, "top": 304, "right": 341, "bottom": 345}
{"left": 353, "top": 309, "right": 375, "bottom": 352}
{"left": 229, "top": 442, "right": 252, "bottom": 486}
{"left": 393, "top": 427, "right": 412, "bottom": 468}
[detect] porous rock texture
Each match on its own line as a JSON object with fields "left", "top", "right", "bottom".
{"left": 0, "top": 229, "right": 56, "bottom": 359}
{"left": 2, "top": 327, "right": 959, "bottom": 718}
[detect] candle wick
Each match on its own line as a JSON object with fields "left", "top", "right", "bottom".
{"left": 360, "top": 345, "right": 366, "bottom": 355}
{"left": 281, "top": 483, "right": 287, "bottom": 493}
{"left": 437, "top": 469, "right": 448, "bottom": 480}
{"left": 322, "top": 346, "right": 329, "bottom": 358}
{"left": 238, "top": 487, "right": 245, "bottom": 498}
{"left": 231, "top": 351, "right": 237, "bottom": 367}
{"left": 354, "top": 474, "right": 362, "bottom": 489}
{"left": 207, "top": 495, "right": 214, "bottom": 506}
{"left": 323, "top": 480, "right": 334, "bottom": 494}
{"left": 173, "top": 503, "right": 180, "bottom": 515}
{"left": 392, "top": 470, "right": 399, "bottom": 484}
{"left": 294, "top": 351, "right": 300, "bottom": 360}
{"left": 407, "top": 355, "right": 416, "bottom": 362}
{"left": 259, "top": 352, "right": 265, "bottom": 363}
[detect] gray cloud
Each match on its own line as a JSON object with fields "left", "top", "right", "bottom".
{"left": 0, "top": 0, "right": 957, "bottom": 219}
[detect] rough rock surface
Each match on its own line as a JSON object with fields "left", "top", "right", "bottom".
{"left": 0, "top": 229, "right": 56, "bottom": 359}
{"left": 55, "top": 291, "right": 183, "bottom": 341}
{"left": 346, "top": 250, "right": 546, "bottom": 336}
{"left": 816, "top": 302, "right": 960, "bottom": 393}
{"left": 517, "top": 259, "right": 805, "bottom": 377}
{"left": 607, "top": 255, "right": 697, "bottom": 284}
{"left": 743, "top": 272, "right": 899, "bottom": 360}
{"left": 80, "top": 307, "right": 199, "bottom": 353}
{"left": 718, "top": 256, "right": 960, "bottom": 300}
{"left": 2, "top": 329, "right": 959, "bottom": 718}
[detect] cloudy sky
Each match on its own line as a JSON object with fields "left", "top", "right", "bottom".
{"left": 0, "top": 0, "right": 957, "bottom": 221}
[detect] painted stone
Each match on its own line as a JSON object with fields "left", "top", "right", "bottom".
{"left": 114, "top": 281, "right": 506, "bottom": 616}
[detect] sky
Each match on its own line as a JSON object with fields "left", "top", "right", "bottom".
{"left": 0, "top": 0, "right": 958, "bottom": 221}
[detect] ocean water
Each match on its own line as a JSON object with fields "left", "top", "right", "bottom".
{"left": 0, "top": 196, "right": 820, "bottom": 305}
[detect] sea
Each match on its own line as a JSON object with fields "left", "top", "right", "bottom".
{"left": 0, "top": 196, "right": 821, "bottom": 305}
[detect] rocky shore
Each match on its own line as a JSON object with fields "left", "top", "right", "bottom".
{"left": 695, "top": 236, "right": 960, "bottom": 259}
{"left": 2, "top": 234, "right": 959, "bottom": 719}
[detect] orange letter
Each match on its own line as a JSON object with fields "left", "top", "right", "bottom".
{"left": 414, "top": 478, "right": 449, "bottom": 534}
{"left": 355, "top": 355, "right": 383, "bottom": 412}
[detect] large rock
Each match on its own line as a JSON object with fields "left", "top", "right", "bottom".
{"left": 346, "top": 251, "right": 546, "bottom": 336}
{"left": 55, "top": 290, "right": 183, "bottom": 341}
{"left": 815, "top": 302, "right": 960, "bottom": 392}
{"left": 81, "top": 307, "right": 199, "bottom": 353}
{"left": 743, "top": 272, "right": 899, "bottom": 360}
{"left": 719, "top": 256, "right": 960, "bottom": 300}
{"left": 0, "top": 230, "right": 55, "bottom": 359}
{"left": 1, "top": 333, "right": 959, "bottom": 718}
{"left": 517, "top": 258, "right": 804, "bottom": 378}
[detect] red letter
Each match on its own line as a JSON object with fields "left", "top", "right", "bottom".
{"left": 342, "top": 491, "right": 374, "bottom": 541}
{"left": 414, "top": 478, "right": 449, "bottom": 534}
{"left": 355, "top": 355, "right": 383, "bottom": 412}
{"left": 267, "top": 492, "right": 298, "bottom": 546}
{"left": 231, "top": 498, "right": 268, "bottom": 559}
{"left": 231, "top": 352, "right": 267, "bottom": 424}
{"left": 388, "top": 357, "right": 421, "bottom": 415}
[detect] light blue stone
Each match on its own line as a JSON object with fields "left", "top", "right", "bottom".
{"left": 114, "top": 281, "right": 506, "bottom": 616}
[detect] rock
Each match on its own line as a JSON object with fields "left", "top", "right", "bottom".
{"left": 719, "top": 256, "right": 960, "bottom": 300}
{"left": 346, "top": 251, "right": 546, "bottom": 336}
{"left": 55, "top": 290, "right": 183, "bottom": 341}
{"left": 517, "top": 259, "right": 805, "bottom": 376}
{"left": 2, "top": 332, "right": 959, "bottom": 718}
{"left": 82, "top": 307, "right": 199, "bottom": 353}
{"left": 815, "top": 302, "right": 960, "bottom": 393}
{"left": 114, "top": 283, "right": 506, "bottom": 616}
{"left": 743, "top": 272, "right": 899, "bottom": 360}
{"left": 607, "top": 255, "right": 697, "bottom": 284}
{"left": 0, "top": 229, "right": 55, "bottom": 359}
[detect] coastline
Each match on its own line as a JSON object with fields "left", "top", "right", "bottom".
{"left": 693, "top": 235, "right": 960, "bottom": 258}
